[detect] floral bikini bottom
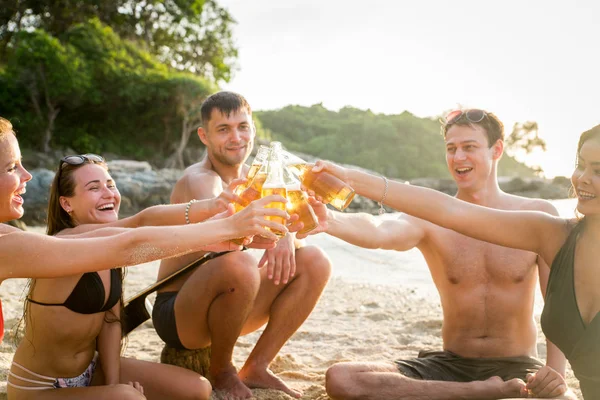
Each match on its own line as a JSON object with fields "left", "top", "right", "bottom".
{"left": 7, "top": 352, "right": 97, "bottom": 390}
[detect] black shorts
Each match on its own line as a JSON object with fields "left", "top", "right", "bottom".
{"left": 395, "top": 350, "right": 543, "bottom": 382}
{"left": 152, "top": 291, "right": 186, "bottom": 349}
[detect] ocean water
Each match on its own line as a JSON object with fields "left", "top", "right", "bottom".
{"left": 306, "top": 198, "right": 578, "bottom": 299}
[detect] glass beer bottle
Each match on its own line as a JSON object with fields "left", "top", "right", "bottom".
{"left": 261, "top": 142, "right": 287, "bottom": 237}
{"left": 234, "top": 145, "right": 269, "bottom": 197}
{"left": 233, "top": 146, "right": 270, "bottom": 213}
{"left": 280, "top": 150, "right": 356, "bottom": 211}
{"left": 283, "top": 166, "right": 318, "bottom": 235}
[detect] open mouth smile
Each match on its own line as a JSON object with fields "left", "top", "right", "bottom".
{"left": 97, "top": 203, "right": 116, "bottom": 211}
{"left": 577, "top": 189, "right": 596, "bottom": 201}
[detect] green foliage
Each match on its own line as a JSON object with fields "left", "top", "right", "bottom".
{"left": 252, "top": 116, "right": 272, "bottom": 142}
{"left": 257, "top": 105, "right": 538, "bottom": 180}
{"left": 0, "top": 19, "right": 215, "bottom": 164}
{"left": 0, "top": 0, "right": 237, "bottom": 82}
{"left": 71, "top": 132, "right": 102, "bottom": 154}
{"left": 4, "top": 29, "right": 92, "bottom": 151}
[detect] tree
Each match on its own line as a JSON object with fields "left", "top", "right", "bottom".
{"left": 6, "top": 29, "right": 90, "bottom": 152}
{"left": 257, "top": 105, "right": 539, "bottom": 180}
{"left": 0, "top": 0, "right": 122, "bottom": 58}
{"left": 0, "top": 0, "right": 238, "bottom": 82}
{"left": 161, "top": 72, "right": 215, "bottom": 169}
{"left": 506, "top": 121, "right": 547, "bottom": 154}
{"left": 116, "top": 0, "right": 238, "bottom": 82}
{"left": 505, "top": 121, "right": 547, "bottom": 176}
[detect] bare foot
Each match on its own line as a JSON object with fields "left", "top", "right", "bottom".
{"left": 480, "top": 376, "right": 527, "bottom": 399}
{"left": 239, "top": 366, "right": 302, "bottom": 398}
{"left": 212, "top": 368, "right": 253, "bottom": 400}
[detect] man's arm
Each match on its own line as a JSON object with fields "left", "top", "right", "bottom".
{"left": 325, "top": 210, "right": 426, "bottom": 252}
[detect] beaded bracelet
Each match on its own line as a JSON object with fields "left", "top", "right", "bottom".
{"left": 185, "top": 199, "right": 200, "bottom": 224}
{"left": 378, "top": 176, "right": 388, "bottom": 215}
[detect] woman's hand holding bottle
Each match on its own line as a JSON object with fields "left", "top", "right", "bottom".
{"left": 230, "top": 194, "right": 289, "bottom": 241}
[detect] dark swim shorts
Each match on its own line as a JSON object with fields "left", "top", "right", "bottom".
{"left": 152, "top": 291, "right": 186, "bottom": 349}
{"left": 395, "top": 350, "right": 544, "bottom": 382}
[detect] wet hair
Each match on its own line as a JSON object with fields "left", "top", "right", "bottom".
{"left": 46, "top": 158, "right": 109, "bottom": 236}
{"left": 0, "top": 117, "right": 15, "bottom": 138}
{"left": 442, "top": 110, "right": 504, "bottom": 148}
{"left": 200, "top": 91, "right": 251, "bottom": 127}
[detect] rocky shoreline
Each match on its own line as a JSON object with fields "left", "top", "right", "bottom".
{"left": 16, "top": 159, "right": 572, "bottom": 227}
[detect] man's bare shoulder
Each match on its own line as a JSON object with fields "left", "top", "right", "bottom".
{"left": 501, "top": 192, "right": 559, "bottom": 216}
{"left": 181, "top": 162, "right": 220, "bottom": 181}
{"left": 173, "top": 162, "right": 223, "bottom": 203}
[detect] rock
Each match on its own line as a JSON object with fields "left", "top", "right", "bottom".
{"left": 17, "top": 159, "right": 573, "bottom": 226}
{"left": 107, "top": 160, "right": 152, "bottom": 173}
{"left": 21, "top": 168, "right": 55, "bottom": 225}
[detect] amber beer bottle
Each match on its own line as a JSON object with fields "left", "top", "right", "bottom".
{"left": 281, "top": 151, "right": 355, "bottom": 211}
{"left": 283, "top": 166, "right": 318, "bottom": 235}
{"left": 261, "top": 142, "right": 287, "bottom": 237}
{"left": 233, "top": 146, "right": 270, "bottom": 213}
{"left": 234, "top": 146, "right": 269, "bottom": 198}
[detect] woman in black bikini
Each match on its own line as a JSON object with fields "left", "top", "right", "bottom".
{"left": 0, "top": 116, "right": 289, "bottom": 399}
{"left": 307, "top": 121, "right": 600, "bottom": 399}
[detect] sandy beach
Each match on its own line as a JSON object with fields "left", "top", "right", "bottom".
{"left": 0, "top": 200, "right": 582, "bottom": 399}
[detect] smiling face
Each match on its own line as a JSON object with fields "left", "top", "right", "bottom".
{"left": 0, "top": 134, "right": 32, "bottom": 222}
{"left": 198, "top": 108, "right": 255, "bottom": 168}
{"left": 60, "top": 163, "right": 121, "bottom": 225}
{"left": 445, "top": 124, "right": 502, "bottom": 191}
{"left": 572, "top": 137, "right": 600, "bottom": 217}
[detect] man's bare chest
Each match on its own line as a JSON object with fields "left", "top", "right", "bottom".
{"left": 423, "top": 229, "right": 538, "bottom": 285}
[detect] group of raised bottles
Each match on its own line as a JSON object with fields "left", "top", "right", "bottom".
{"left": 232, "top": 141, "right": 356, "bottom": 239}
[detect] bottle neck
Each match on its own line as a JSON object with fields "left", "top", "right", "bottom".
{"left": 264, "top": 159, "right": 284, "bottom": 187}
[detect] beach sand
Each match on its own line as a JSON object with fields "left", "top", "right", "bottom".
{"left": 0, "top": 224, "right": 582, "bottom": 399}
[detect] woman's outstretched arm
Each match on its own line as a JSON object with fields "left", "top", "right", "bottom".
{"left": 63, "top": 179, "right": 246, "bottom": 235}
{"left": 0, "top": 195, "right": 287, "bottom": 280}
{"left": 314, "top": 161, "right": 569, "bottom": 261}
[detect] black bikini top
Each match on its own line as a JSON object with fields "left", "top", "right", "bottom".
{"left": 27, "top": 268, "right": 122, "bottom": 315}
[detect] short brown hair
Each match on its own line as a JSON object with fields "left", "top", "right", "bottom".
{"left": 442, "top": 110, "right": 504, "bottom": 147}
{"left": 200, "top": 91, "right": 251, "bottom": 127}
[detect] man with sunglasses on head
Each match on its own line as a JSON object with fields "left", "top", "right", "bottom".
{"left": 152, "top": 91, "right": 332, "bottom": 400}
{"left": 311, "top": 109, "right": 575, "bottom": 399}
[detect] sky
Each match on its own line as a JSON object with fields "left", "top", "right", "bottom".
{"left": 220, "top": 0, "right": 600, "bottom": 178}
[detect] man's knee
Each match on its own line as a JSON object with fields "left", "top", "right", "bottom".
{"left": 296, "top": 245, "right": 332, "bottom": 281}
{"left": 216, "top": 251, "right": 261, "bottom": 291}
{"left": 325, "top": 363, "right": 354, "bottom": 399}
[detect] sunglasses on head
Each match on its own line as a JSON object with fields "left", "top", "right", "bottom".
{"left": 445, "top": 109, "right": 487, "bottom": 125}
{"left": 60, "top": 154, "right": 105, "bottom": 167}
{"left": 57, "top": 154, "right": 105, "bottom": 187}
